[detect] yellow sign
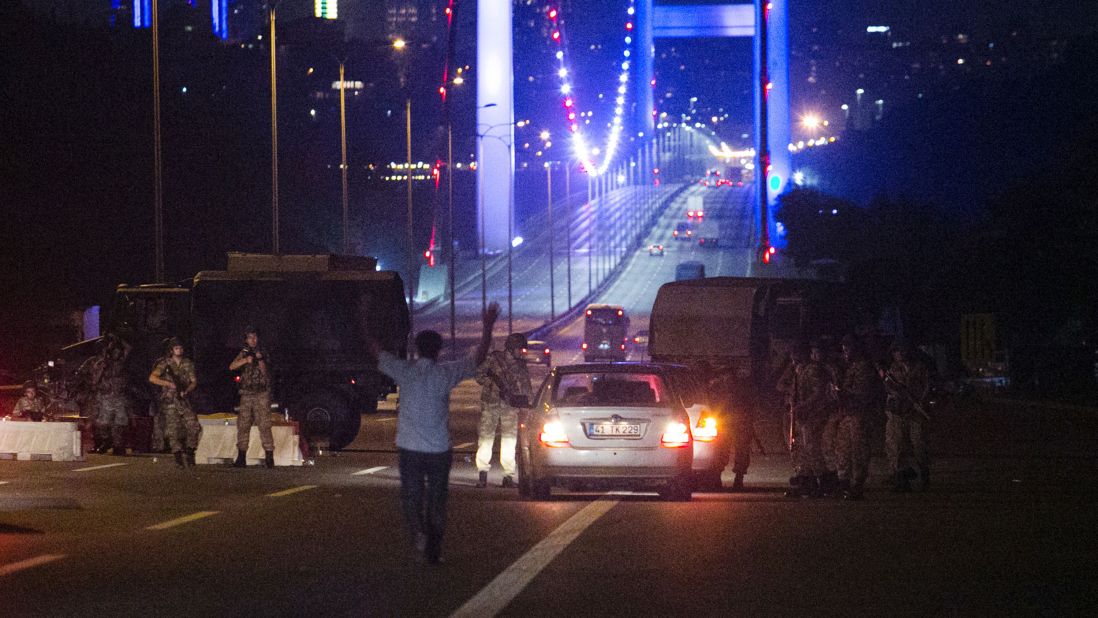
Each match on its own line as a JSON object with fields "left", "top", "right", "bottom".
{"left": 961, "top": 314, "right": 996, "bottom": 370}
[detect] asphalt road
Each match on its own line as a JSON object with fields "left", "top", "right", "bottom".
{"left": 3, "top": 393, "right": 1097, "bottom": 616}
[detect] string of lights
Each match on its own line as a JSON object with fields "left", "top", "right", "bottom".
{"left": 546, "top": 1, "right": 636, "bottom": 176}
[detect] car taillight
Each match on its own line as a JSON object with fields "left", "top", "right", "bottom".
{"left": 694, "top": 416, "right": 718, "bottom": 442}
{"left": 539, "top": 420, "right": 570, "bottom": 447}
{"left": 661, "top": 420, "right": 692, "bottom": 448}
{"left": 543, "top": 348, "right": 551, "bottom": 355}
{"left": 620, "top": 344, "right": 626, "bottom": 350}
{"left": 581, "top": 342, "right": 588, "bottom": 350}
{"left": 673, "top": 230, "right": 679, "bottom": 236}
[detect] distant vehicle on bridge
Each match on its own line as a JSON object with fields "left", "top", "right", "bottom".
{"left": 582, "top": 304, "right": 629, "bottom": 362}
{"left": 695, "top": 221, "right": 720, "bottom": 247}
{"left": 675, "top": 261, "right": 705, "bottom": 280}
{"left": 672, "top": 222, "right": 693, "bottom": 241}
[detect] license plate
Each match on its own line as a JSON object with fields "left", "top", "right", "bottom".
{"left": 590, "top": 423, "right": 641, "bottom": 437}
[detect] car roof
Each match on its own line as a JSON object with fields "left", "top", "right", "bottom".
{"left": 553, "top": 362, "right": 676, "bottom": 374}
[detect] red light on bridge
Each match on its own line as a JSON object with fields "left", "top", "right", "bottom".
{"left": 552, "top": 31, "right": 561, "bottom": 41}
{"left": 548, "top": 8, "right": 557, "bottom": 19}
{"left": 626, "top": 22, "right": 634, "bottom": 30}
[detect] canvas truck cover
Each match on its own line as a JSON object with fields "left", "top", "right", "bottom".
{"left": 649, "top": 278, "right": 761, "bottom": 360}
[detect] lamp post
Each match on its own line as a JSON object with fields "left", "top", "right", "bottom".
{"left": 393, "top": 38, "right": 413, "bottom": 336}
{"left": 545, "top": 161, "right": 555, "bottom": 321}
{"left": 151, "top": 0, "right": 164, "bottom": 281}
{"left": 268, "top": 1, "right": 280, "bottom": 254}
{"left": 564, "top": 159, "right": 572, "bottom": 309}
{"left": 338, "top": 60, "right": 350, "bottom": 254}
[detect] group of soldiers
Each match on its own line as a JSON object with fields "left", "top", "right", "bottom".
{"left": 8, "top": 328, "right": 275, "bottom": 470}
{"left": 777, "top": 336, "right": 931, "bottom": 499}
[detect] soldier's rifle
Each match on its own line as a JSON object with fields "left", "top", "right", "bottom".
{"left": 882, "top": 371, "right": 930, "bottom": 421}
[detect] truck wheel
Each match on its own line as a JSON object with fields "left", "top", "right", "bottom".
{"left": 294, "top": 390, "right": 360, "bottom": 451}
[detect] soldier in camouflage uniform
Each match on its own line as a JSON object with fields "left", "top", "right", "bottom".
{"left": 87, "top": 335, "right": 132, "bottom": 455}
{"left": 881, "top": 341, "right": 931, "bottom": 492}
{"left": 10, "top": 381, "right": 49, "bottom": 421}
{"left": 148, "top": 337, "right": 201, "bottom": 468}
{"left": 474, "top": 333, "right": 532, "bottom": 488}
{"left": 834, "top": 335, "right": 880, "bottom": 500}
{"left": 812, "top": 339, "right": 843, "bottom": 496}
{"left": 784, "top": 343, "right": 831, "bottom": 498}
{"left": 229, "top": 326, "right": 274, "bottom": 468}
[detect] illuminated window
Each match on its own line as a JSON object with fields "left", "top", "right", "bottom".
{"left": 315, "top": 0, "right": 337, "bottom": 19}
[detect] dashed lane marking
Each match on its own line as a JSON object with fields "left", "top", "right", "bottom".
{"left": 0, "top": 481, "right": 9, "bottom": 486}
{"left": 450, "top": 496, "right": 620, "bottom": 618}
{"left": 0, "top": 554, "right": 66, "bottom": 577}
{"left": 376, "top": 417, "right": 398, "bottom": 423}
{"left": 351, "top": 466, "right": 388, "bottom": 476}
{"left": 72, "top": 463, "right": 130, "bottom": 473}
{"left": 146, "top": 511, "right": 220, "bottom": 531}
{"left": 267, "top": 485, "right": 318, "bottom": 498}
{"left": 453, "top": 442, "right": 475, "bottom": 450}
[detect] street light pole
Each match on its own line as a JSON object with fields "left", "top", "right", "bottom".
{"left": 587, "top": 173, "right": 593, "bottom": 295}
{"left": 546, "top": 161, "right": 555, "bottom": 321}
{"left": 564, "top": 160, "right": 572, "bottom": 309}
{"left": 406, "top": 97, "right": 415, "bottom": 335}
{"left": 151, "top": 0, "right": 164, "bottom": 281}
{"left": 338, "top": 61, "right": 350, "bottom": 254}
{"left": 506, "top": 139, "right": 513, "bottom": 334}
{"left": 269, "top": 2, "right": 280, "bottom": 254}
{"left": 447, "top": 116, "right": 455, "bottom": 354}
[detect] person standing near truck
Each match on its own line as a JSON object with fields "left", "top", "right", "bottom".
{"left": 783, "top": 343, "right": 830, "bottom": 498}
{"left": 834, "top": 335, "right": 879, "bottom": 500}
{"left": 90, "top": 335, "right": 132, "bottom": 455}
{"left": 474, "top": 332, "right": 532, "bottom": 488}
{"left": 229, "top": 326, "right": 274, "bottom": 468}
{"left": 881, "top": 341, "right": 930, "bottom": 492}
{"left": 373, "top": 302, "right": 499, "bottom": 565}
{"left": 149, "top": 337, "right": 200, "bottom": 468}
{"left": 10, "top": 381, "right": 49, "bottom": 421}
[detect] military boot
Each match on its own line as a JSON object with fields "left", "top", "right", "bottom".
{"left": 730, "top": 473, "right": 745, "bottom": 492}
{"left": 820, "top": 471, "right": 839, "bottom": 497}
{"left": 501, "top": 475, "right": 515, "bottom": 488}
{"left": 264, "top": 450, "right": 275, "bottom": 468}
{"left": 185, "top": 448, "right": 197, "bottom": 467}
{"left": 890, "top": 470, "right": 911, "bottom": 493}
{"left": 174, "top": 451, "right": 185, "bottom": 469}
{"left": 784, "top": 475, "right": 803, "bottom": 498}
{"left": 233, "top": 450, "right": 247, "bottom": 468}
{"left": 805, "top": 475, "right": 823, "bottom": 498}
{"left": 476, "top": 471, "right": 488, "bottom": 488}
{"left": 112, "top": 446, "right": 127, "bottom": 457}
{"left": 843, "top": 481, "right": 865, "bottom": 501}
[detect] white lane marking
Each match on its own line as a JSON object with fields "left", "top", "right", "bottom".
{"left": 453, "top": 442, "right": 475, "bottom": 450}
{"left": 351, "top": 466, "right": 388, "bottom": 476}
{"left": 267, "top": 485, "right": 318, "bottom": 497}
{"left": 146, "top": 511, "right": 220, "bottom": 530}
{"left": 72, "top": 463, "right": 129, "bottom": 473}
{"left": 0, "top": 481, "right": 9, "bottom": 485}
{"left": 450, "top": 497, "right": 620, "bottom": 618}
{"left": 0, "top": 554, "right": 66, "bottom": 577}
{"left": 376, "top": 417, "right": 398, "bottom": 423}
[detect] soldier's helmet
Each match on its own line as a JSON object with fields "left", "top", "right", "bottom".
{"left": 791, "top": 341, "right": 811, "bottom": 362}
{"left": 243, "top": 325, "right": 259, "bottom": 338}
{"left": 163, "top": 336, "right": 184, "bottom": 353}
{"left": 505, "top": 333, "right": 528, "bottom": 351}
{"left": 889, "top": 339, "right": 912, "bottom": 354}
{"left": 22, "top": 380, "right": 37, "bottom": 393}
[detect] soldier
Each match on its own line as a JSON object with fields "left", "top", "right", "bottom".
{"left": 813, "top": 338, "right": 842, "bottom": 496}
{"left": 474, "top": 332, "right": 533, "bottom": 488}
{"left": 229, "top": 326, "right": 274, "bottom": 468}
{"left": 709, "top": 367, "right": 757, "bottom": 492}
{"left": 834, "top": 335, "right": 880, "bottom": 500}
{"left": 148, "top": 337, "right": 201, "bottom": 468}
{"left": 10, "top": 381, "right": 49, "bottom": 421}
{"left": 784, "top": 343, "right": 830, "bottom": 498}
{"left": 88, "top": 335, "right": 132, "bottom": 455}
{"left": 881, "top": 341, "right": 931, "bottom": 492}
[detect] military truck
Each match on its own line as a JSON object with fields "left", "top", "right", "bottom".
{"left": 38, "top": 254, "right": 409, "bottom": 450}
{"left": 649, "top": 277, "right": 851, "bottom": 383}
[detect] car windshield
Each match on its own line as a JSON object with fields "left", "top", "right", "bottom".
{"left": 552, "top": 372, "right": 669, "bottom": 406}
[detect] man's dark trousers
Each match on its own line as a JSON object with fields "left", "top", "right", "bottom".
{"left": 398, "top": 448, "right": 452, "bottom": 563}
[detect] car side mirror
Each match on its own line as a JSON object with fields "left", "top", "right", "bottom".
{"left": 509, "top": 395, "right": 532, "bottom": 409}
